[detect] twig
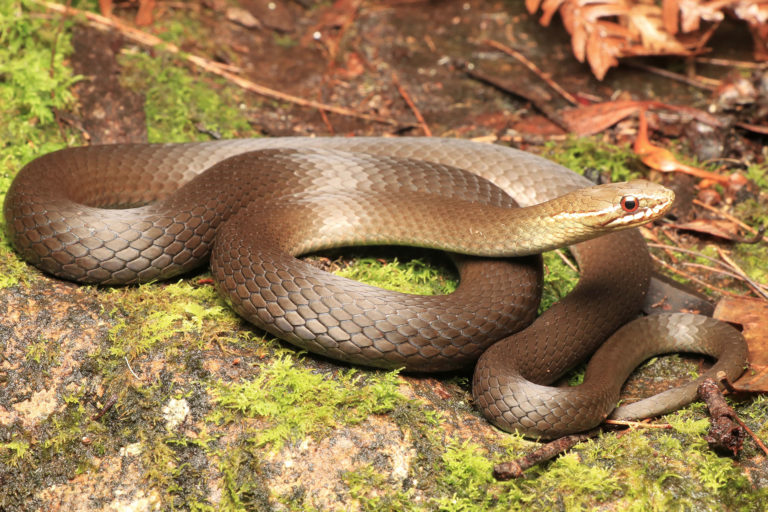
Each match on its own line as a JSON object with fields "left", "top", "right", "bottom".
{"left": 392, "top": 72, "right": 431, "bottom": 136}
{"left": 716, "top": 248, "right": 768, "bottom": 300}
{"left": 648, "top": 241, "right": 768, "bottom": 298}
{"left": 493, "top": 429, "right": 600, "bottom": 480}
{"left": 695, "top": 57, "right": 768, "bottom": 69}
{"left": 650, "top": 254, "right": 743, "bottom": 298}
{"left": 603, "top": 419, "right": 672, "bottom": 430}
{"left": 33, "top": 0, "right": 398, "bottom": 126}
{"left": 648, "top": 242, "right": 735, "bottom": 270}
{"left": 627, "top": 62, "right": 719, "bottom": 90}
{"left": 698, "top": 378, "right": 745, "bottom": 456}
{"left": 680, "top": 262, "right": 752, "bottom": 283}
{"left": 483, "top": 39, "right": 578, "bottom": 106}
{"left": 91, "top": 395, "right": 118, "bottom": 421}
{"left": 640, "top": 226, "right": 678, "bottom": 263}
{"left": 554, "top": 248, "right": 578, "bottom": 273}
{"left": 125, "top": 355, "right": 141, "bottom": 380}
{"left": 693, "top": 198, "right": 766, "bottom": 241}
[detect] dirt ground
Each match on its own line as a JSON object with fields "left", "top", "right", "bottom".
{"left": 1, "top": 0, "right": 768, "bottom": 510}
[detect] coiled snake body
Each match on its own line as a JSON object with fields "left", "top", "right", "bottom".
{"left": 4, "top": 137, "right": 747, "bottom": 438}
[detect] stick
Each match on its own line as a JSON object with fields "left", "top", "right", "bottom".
{"left": 32, "top": 0, "right": 399, "bottom": 126}
{"left": 392, "top": 72, "right": 432, "bottom": 136}
{"left": 698, "top": 378, "right": 745, "bottom": 456}
{"left": 693, "top": 198, "right": 766, "bottom": 241}
{"left": 493, "top": 430, "right": 600, "bottom": 480}
{"left": 650, "top": 254, "right": 743, "bottom": 298}
{"left": 484, "top": 39, "right": 579, "bottom": 106}
{"left": 627, "top": 62, "right": 719, "bottom": 90}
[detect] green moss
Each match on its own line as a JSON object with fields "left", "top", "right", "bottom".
{"left": 343, "top": 464, "right": 416, "bottom": 512}
{"left": 540, "top": 250, "right": 578, "bottom": 313}
{"left": 118, "top": 52, "right": 253, "bottom": 143}
{"left": 745, "top": 162, "right": 768, "bottom": 190}
{"left": 215, "top": 444, "right": 272, "bottom": 511}
{"left": 432, "top": 440, "right": 509, "bottom": 511}
{"left": 24, "top": 335, "right": 61, "bottom": 368}
{"left": 0, "top": 246, "right": 31, "bottom": 288}
{"left": 335, "top": 256, "right": 458, "bottom": 295}
{"left": 0, "top": 439, "right": 31, "bottom": 467}
{"left": 102, "top": 280, "right": 241, "bottom": 366}
{"left": 211, "top": 354, "right": 402, "bottom": 448}
{"left": 0, "top": 0, "right": 81, "bottom": 263}
{"left": 544, "top": 136, "right": 643, "bottom": 182}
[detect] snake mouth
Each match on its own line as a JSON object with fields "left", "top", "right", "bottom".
{"left": 603, "top": 200, "right": 672, "bottom": 228}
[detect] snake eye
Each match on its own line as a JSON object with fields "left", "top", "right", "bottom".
{"left": 620, "top": 195, "right": 639, "bottom": 213}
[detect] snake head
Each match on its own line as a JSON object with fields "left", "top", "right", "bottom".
{"left": 552, "top": 179, "right": 674, "bottom": 232}
{"left": 598, "top": 179, "right": 675, "bottom": 229}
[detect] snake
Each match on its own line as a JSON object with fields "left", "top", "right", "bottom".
{"left": 3, "top": 137, "right": 747, "bottom": 438}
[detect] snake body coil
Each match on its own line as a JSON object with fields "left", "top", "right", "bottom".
{"left": 4, "top": 137, "right": 747, "bottom": 438}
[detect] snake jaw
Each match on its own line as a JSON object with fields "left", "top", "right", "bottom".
{"left": 602, "top": 183, "right": 675, "bottom": 229}
{"left": 541, "top": 179, "right": 674, "bottom": 236}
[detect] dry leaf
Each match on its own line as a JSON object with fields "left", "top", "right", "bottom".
{"left": 662, "top": 0, "right": 680, "bottom": 34}
{"left": 135, "top": 0, "right": 156, "bottom": 26}
{"left": 561, "top": 100, "right": 643, "bottom": 135}
{"left": 528, "top": 0, "right": 768, "bottom": 79}
{"left": 671, "top": 219, "right": 742, "bottom": 240}
{"left": 634, "top": 110, "right": 731, "bottom": 183}
{"left": 714, "top": 296, "right": 768, "bottom": 392}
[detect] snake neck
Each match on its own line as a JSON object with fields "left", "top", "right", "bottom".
{"left": 249, "top": 179, "right": 672, "bottom": 259}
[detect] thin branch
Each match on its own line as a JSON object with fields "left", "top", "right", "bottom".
{"left": 392, "top": 72, "right": 432, "bottom": 136}
{"left": 647, "top": 241, "right": 768, "bottom": 299}
{"left": 733, "top": 415, "right": 768, "bottom": 457}
{"left": 627, "top": 62, "right": 719, "bottom": 90}
{"left": 650, "top": 254, "right": 743, "bottom": 298}
{"left": 554, "top": 248, "right": 579, "bottom": 273}
{"left": 33, "top": 0, "right": 398, "bottom": 126}
{"left": 124, "top": 355, "right": 141, "bottom": 380}
{"left": 695, "top": 57, "right": 768, "bottom": 69}
{"left": 603, "top": 419, "right": 672, "bottom": 429}
{"left": 693, "top": 199, "right": 766, "bottom": 242}
{"left": 717, "top": 248, "right": 768, "bottom": 300}
{"left": 484, "top": 39, "right": 579, "bottom": 105}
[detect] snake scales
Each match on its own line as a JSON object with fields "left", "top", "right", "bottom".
{"left": 3, "top": 137, "right": 747, "bottom": 438}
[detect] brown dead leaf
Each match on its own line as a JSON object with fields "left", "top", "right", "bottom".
{"left": 561, "top": 100, "right": 643, "bottom": 135}
{"left": 714, "top": 296, "right": 768, "bottom": 392}
{"left": 634, "top": 110, "right": 731, "bottom": 184}
{"left": 586, "top": 29, "right": 620, "bottom": 79}
{"left": 670, "top": 219, "right": 742, "bottom": 241}
{"left": 134, "top": 0, "right": 156, "bottom": 26}
{"left": 662, "top": 0, "right": 679, "bottom": 34}
{"left": 510, "top": 115, "right": 566, "bottom": 136}
{"left": 528, "top": 0, "right": 740, "bottom": 80}
{"left": 536, "top": 0, "right": 568, "bottom": 27}
{"left": 98, "top": 0, "right": 113, "bottom": 17}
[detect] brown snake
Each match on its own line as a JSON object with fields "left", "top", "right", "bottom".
{"left": 3, "top": 137, "right": 747, "bottom": 438}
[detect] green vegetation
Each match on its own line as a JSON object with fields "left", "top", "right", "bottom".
{"left": 544, "top": 136, "right": 643, "bottom": 182}
{"left": 335, "top": 256, "right": 458, "bottom": 295}
{"left": 211, "top": 355, "right": 403, "bottom": 448}
{"left": 540, "top": 251, "right": 578, "bottom": 312}
{"left": 119, "top": 52, "right": 252, "bottom": 143}
{"left": 0, "top": 439, "right": 31, "bottom": 467}
{"left": 0, "top": 0, "right": 81, "bottom": 286}
{"left": 0, "top": 2, "right": 766, "bottom": 510}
